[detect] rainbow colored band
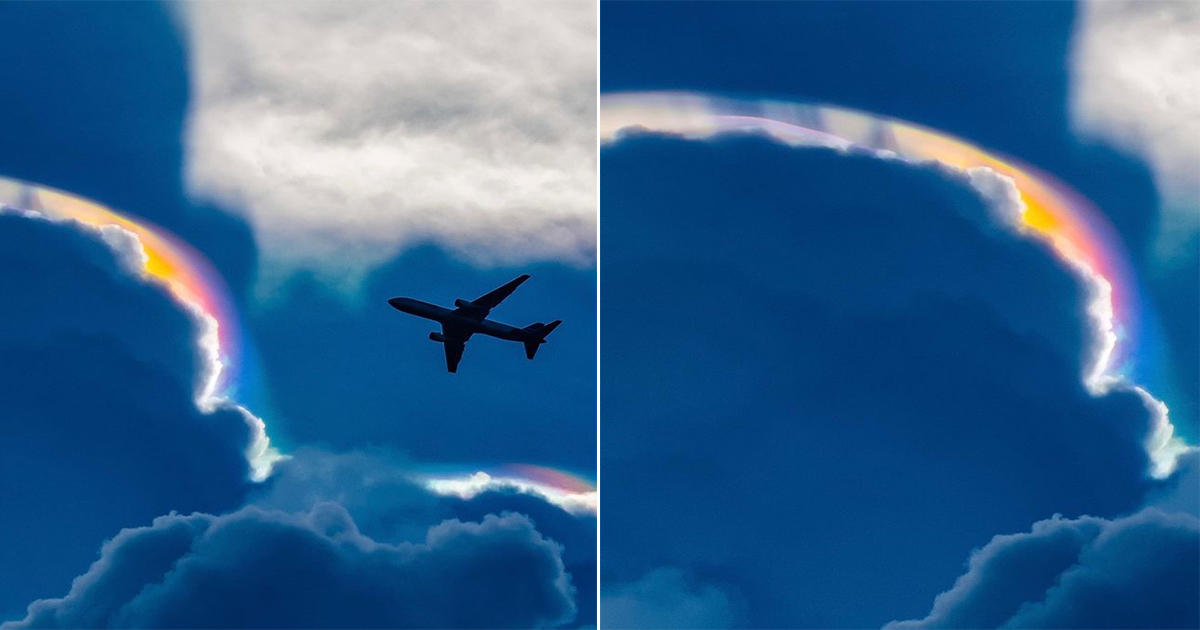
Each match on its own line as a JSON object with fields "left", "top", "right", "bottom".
{"left": 0, "top": 176, "right": 249, "bottom": 403}
{"left": 601, "top": 91, "right": 1149, "bottom": 388}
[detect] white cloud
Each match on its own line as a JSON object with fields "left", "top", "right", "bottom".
{"left": 423, "top": 471, "right": 597, "bottom": 516}
{"left": 966, "top": 166, "right": 1026, "bottom": 227}
{"left": 1071, "top": 0, "right": 1200, "bottom": 256}
{"left": 178, "top": 1, "right": 597, "bottom": 289}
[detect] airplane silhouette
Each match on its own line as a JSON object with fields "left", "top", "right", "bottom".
{"left": 388, "top": 275, "right": 561, "bottom": 373}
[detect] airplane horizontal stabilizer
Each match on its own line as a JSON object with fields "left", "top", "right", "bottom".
{"left": 522, "top": 320, "right": 562, "bottom": 359}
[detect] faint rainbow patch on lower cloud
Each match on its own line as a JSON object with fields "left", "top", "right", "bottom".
{"left": 421, "top": 464, "right": 597, "bottom": 515}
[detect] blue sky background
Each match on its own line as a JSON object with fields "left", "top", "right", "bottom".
{"left": 0, "top": 2, "right": 595, "bottom": 626}
{"left": 601, "top": 2, "right": 1197, "bottom": 628}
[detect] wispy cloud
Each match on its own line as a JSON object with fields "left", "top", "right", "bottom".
{"left": 1071, "top": 0, "right": 1200, "bottom": 256}
{"left": 178, "top": 1, "right": 597, "bottom": 289}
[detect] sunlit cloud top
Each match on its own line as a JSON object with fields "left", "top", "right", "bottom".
{"left": 421, "top": 464, "right": 597, "bottom": 516}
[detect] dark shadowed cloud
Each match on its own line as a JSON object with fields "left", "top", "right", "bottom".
{"left": 888, "top": 507, "right": 1199, "bottom": 629}
{"left": 248, "top": 447, "right": 598, "bottom": 628}
{"left": 600, "top": 134, "right": 1174, "bottom": 627}
{"left": 602, "top": 567, "right": 741, "bottom": 629}
{"left": 443, "top": 486, "right": 598, "bottom": 627}
{"left": 0, "top": 211, "right": 253, "bottom": 618}
{"left": 5, "top": 505, "right": 575, "bottom": 630}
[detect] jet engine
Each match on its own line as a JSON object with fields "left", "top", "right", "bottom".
{"left": 429, "top": 332, "right": 446, "bottom": 343}
{"left": 453, "top": 299, "right": 476, "bottom": 309}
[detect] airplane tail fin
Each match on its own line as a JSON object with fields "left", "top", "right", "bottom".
{"left": 522, "top": 320, "right": 562, "bottom": 360}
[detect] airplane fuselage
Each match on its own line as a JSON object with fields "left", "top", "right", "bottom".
{"left": 387, "top": 297, "right": 529, "bottom": 341}
{"left": 388, "top": 274, "right": 560, "bottom": 372}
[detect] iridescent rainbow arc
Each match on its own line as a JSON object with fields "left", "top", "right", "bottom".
{"left": 0, "top": 176, "right": 248, "bottom": 402}
{"left": 600, "top": 91, "right": 1149, "bottom": 387}
{"left": 420, "top": 463, "right": 597, "bottom": 515}
{"left": 490, "top": 463, "right": 597, "bottom": 494}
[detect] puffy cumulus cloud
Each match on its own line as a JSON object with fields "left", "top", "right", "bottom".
{"left": 0, "top": 210, "right": 254, "bottom": 617}
{"left": 444, "top": 485, "right": 599, "bottom": 628}
{"left": 962, "top": 164, "right": 1124, "bottom": 401}
{"left": 247, "top": 448, "right": 442, "bottom": 543}
{"left": 3, "top": 440, "right": 595, "bottom": 627}
{"left": 6, "top": 504, "right": 576, "bottom": 629}
{"left": 888, "top": 508, "right": 1200, "bottom": 629}
{"left": 177, "top": 1, "right": 597, "bottom": 288}
{"left": 247, "top": 448, "right": 598, "bottom": 627}
{"left": 1147, "top": 450, "right": 1200, "bottom": 518}
{"left": 1070, "top": 0, "right": 1200, "bottom": 254}
{"left": 246, "top": 448, "right": 596, "bottom": 548}
{"left": 600, "top": 135, "right": 1173, "bottom": 627}
{"left": 602, "top": 568, "right": 741, "bottom": 630}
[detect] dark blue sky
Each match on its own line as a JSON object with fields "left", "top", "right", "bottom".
{"left": 0, "top": 2, "right": 595, "bottom": 626}
{"left": 601, "top": 2, "right": 1197, "bottom": 628}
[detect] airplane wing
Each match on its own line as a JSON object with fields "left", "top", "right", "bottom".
{"left": 441, "top": 323, "right": 473, "bottom": 373}
{"left": 471, "top": 274, "right": 531, "bottom": 310}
